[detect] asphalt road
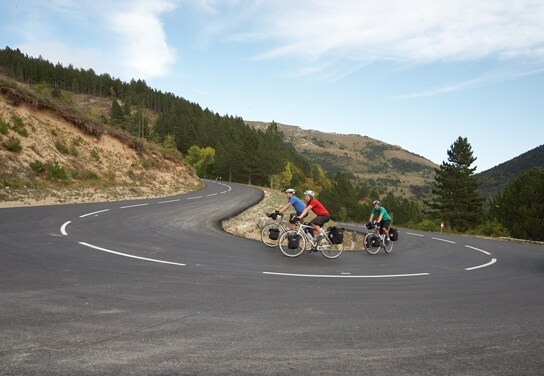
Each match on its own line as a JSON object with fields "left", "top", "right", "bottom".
{"left": 1, "top": 180, "right": 543, "bottom": 375}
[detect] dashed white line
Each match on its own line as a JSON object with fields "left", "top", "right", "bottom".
{"left": 207, "top": 193, "right": 218, "bottom": 196}
{"left": 120, "top": 203, "right": 149, "bottom": 209}
{"left": 157, "top": 199, "right": 180, "bottom": 204}
{"left": 80, "top": 209, "right": 109, "bottom": 218}
{"left": 464, "top": 245, "right": 491, "bottom": 255}
{"left": 432, "top": 237, "right": 456, "bottom": 244}
{"left": 60, "top": 221, "right": 71, "bottom": 235}
{"left": 466, "top": 258, "right": 497, "bottom": 271}
{"left": 263, "top": 271, "right": 430, "bottom": 278}
{"left": 406, "top": 232, "right": 424, "bottom": 237}
{"left": 78, "top": 242, "right": 186, "bottom": 266}
{"left": 186, "top": 196, "right": 202, "bottom": 200}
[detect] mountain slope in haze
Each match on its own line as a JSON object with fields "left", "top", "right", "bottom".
{"left": 476, "top": 144, "right": 544, "bottom": 198}
{"left": 247, "top": 120, "right": 437, "bottom": 197}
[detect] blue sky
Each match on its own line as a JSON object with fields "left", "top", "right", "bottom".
{"left": 2, "top": 0, "right": 543, "bottom": 173}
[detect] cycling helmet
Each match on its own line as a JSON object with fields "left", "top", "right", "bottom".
{"left": 304, "top": 190, "right": 315, "bottom": 197}
{"left": 372, "top": 200, "right": 381, "bottom": 206}
{"left": 285, "top": 188, "right": 296, "bottom": 194}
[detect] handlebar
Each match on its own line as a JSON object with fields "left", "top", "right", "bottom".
{"left": 266, "top": 210, "right": 284, "bottom": 220}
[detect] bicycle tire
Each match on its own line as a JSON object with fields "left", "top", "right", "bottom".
{"left": 319, "top": 231, "right": 344, "bottom": 259}
{"left": 261, "top": 223, "right": 285, "bottom": 247}
{"left": 278, "top": 230, "right": 306, "bottom": 257}
{"left": 364, "top": 233, "right": 380, "bottom": 255}
{"left": 383, "top": 239, "right": 393, "bottom": 253}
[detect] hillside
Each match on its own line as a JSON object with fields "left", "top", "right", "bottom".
{"left": 247, "top": 121, "right": 437, "bottom": 197}
{"left": 0, "top": 78, "right": 202, "bottom": 207}
{"left": 476, "top": 144, "right": 544, "bottom": 198}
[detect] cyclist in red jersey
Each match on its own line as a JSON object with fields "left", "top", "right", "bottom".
{"left": 296, "top": 190, "right": 331, "bottom": 238}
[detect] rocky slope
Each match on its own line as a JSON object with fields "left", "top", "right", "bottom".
{"left": 0, "top": 81, "right": 202, "bottom": 207}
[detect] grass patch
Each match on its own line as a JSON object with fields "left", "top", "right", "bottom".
{"left": 3, "top": 136, "right": 22, "bottom": 152}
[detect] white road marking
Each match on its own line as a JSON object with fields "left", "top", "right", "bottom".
{"left": 263, "top": 271, "right": 430, "bottom": 278}
{"left": 432, "top": 237, "right": 456, "bottom": 244}
{"left": 207, "top": 193, "right": 218, "bottom": 196}
{"left": 60, "top": 221, "right": 71, "bottom": 235}
{"left": 78, "top": 242, "right": 186, "bottom": 266}
{"left": 464, "top": 245, "right": 491, "bottom": 255}
{"left": 406, "top": 232, "right": 424, "bottom": 236}
{"left": 158, "top": 199, "right": 180, "bottom": 204}
{"left": 80, "top": 209, "right": 109, "bottom": 218}
{"left": 466, "top": 258, "right": 497, "bottom": 271}
{"left": 120, "top": 203, "right": 149, "bottom": 209}
{"left": 186, "top": 196, "right": 202, "bottom": 200}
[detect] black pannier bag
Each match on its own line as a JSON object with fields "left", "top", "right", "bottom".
{"left": 268, "top": 227, "right": 280, "bottom": 240}
{"left": 389, "top": 228, "right": 399, "bottom": 241}
{"left": 287, "top": 234, "right": 300, "bottom": 249}
{"left": 328, "top": 226, "right": 344, "bottom": 244}
{"left": 366, "top": 235, "right": 381, "bottom": 247}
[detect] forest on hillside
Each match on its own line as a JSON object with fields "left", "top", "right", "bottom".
{"left": 1, "top": 47, "right": 542, "bottom": 240}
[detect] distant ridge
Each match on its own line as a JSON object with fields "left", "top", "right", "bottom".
{"left": 246, "top": 120, "right": 437, "bottom": 198}
{"left": 476, "top": 144, "right": 544, "bottom": 198}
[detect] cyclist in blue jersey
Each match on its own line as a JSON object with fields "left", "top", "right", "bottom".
{"left": 277, "top": 188, "right": 307, "bottom": 219}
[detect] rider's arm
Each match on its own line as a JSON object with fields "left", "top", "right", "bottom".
{"left": 278, "top": 202, "right": 290, "bottom": 214}
{"left": 298, "top": 204, "right": 313, "bottom": 219}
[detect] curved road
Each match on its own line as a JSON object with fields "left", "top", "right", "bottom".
{"left": 1, "top": 180, "right": 543, "bottom": 375}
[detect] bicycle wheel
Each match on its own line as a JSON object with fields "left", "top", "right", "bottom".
{"left": 383, "top": 239, "right": 393, "bottom": 253}
{"left": 364, "top": 233, "right": 380, "bottom": 255}
{"left": 318, "top": 232, "right": 343, "bottom": 259}
{"left": 261, "top": 223, "right": 285, "bottom": 247}
{"left": 278, "top": 230, "right": 306, "bottom": 257}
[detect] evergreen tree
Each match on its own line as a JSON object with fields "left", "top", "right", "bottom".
{"left": 431, "top": 136, "right": 484, "bottom": 232}
{"left": 110, "top": 99, "right": 125, "bottom": 126}
{"left": 491, "top": 167, "right": 544, "bottom": 241}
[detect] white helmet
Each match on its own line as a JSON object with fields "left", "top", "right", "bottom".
{"left": 373, "top": 200, "right": 381, "bottom": 206}
{"left": 304, "top": 190, "right": 315, "bottom": 197}
{"left": 285, "top": 188, "right": 296, "bottom": 194}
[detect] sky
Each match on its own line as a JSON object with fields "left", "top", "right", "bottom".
{"left": 1, "top": 0, "right": 543, "bottom": 173}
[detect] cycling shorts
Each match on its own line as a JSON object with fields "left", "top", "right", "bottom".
{"left": 311, "top": 215, "right": 331, "bottom": 227}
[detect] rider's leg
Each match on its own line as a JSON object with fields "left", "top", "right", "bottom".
{"left": 382, "top": 220, "right": 391, "bottom": 243}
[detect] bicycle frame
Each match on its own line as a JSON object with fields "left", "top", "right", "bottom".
{"left": 278, "top": 220, "right": 344, "bottom": 259}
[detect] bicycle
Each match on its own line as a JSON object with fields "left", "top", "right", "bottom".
{"left": 278, "top": 219, "right": 344, "bottom": 259}
{"left": 364, "top": 221, "right": 393, "bottom": 255}
{"left": 261, "top": 211, "right": 288, "bottom": 247}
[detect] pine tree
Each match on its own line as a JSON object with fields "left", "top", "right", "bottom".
{"left": 431, "top": 136, "right": 484, "bottom": 232}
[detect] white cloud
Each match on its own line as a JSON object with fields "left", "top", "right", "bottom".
{"left": 220, "top": 0, "right": 544, "bottom": 74}
{"left": 106, "top": 1, "right": 177, "bottom": 80}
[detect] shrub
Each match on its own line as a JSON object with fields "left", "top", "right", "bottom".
{"left": 413, "top": 219, "right": 441, "bottom": 232}
{"left": 46, "top": 161, "right": 69, "bottom": 182}
{"left": 0, "top": 116, "right": 8, "bottom": 135}
{"left": 90, "top": 148, "right": 101, "bottom": 163}
{"left": 472, "top": 221, "right": 509, "bottom": 238}
{"left": 10, "top": 114, "right": 28, "bottom": 137}
{"left": 3, "top": 136, "right": 22, "bottom": 152}
{"left": 29, "top": 160, "right": 46, "bottom": 173}
{"left": 54, "top": 140, "right": 70, "bottom": 155}
{"left": 71, "top": 169, "right": 99, "bottom": 181}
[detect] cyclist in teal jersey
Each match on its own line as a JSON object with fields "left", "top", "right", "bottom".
{"left": 369, "top": 200, "right": 392, "bottom": 244}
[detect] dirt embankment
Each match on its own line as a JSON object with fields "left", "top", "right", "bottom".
{"left": 0, "top": 85, "right": 202, "bottom": 208}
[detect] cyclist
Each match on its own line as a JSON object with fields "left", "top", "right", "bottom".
{"left": 368, "top": 200, "right": 391, "bottom": 245}
{"left": 296, "top": 190, "right": 331, "bottom": 239}
{"left": 275, "top": 188, "right": 306, "bottom": 228}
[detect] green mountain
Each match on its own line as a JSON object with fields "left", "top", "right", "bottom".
{"left": 476, "top": 144, "right": 544, "bottom": 198}
{"left": 247, "top": 121, "right": 438, "bottom": 198}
